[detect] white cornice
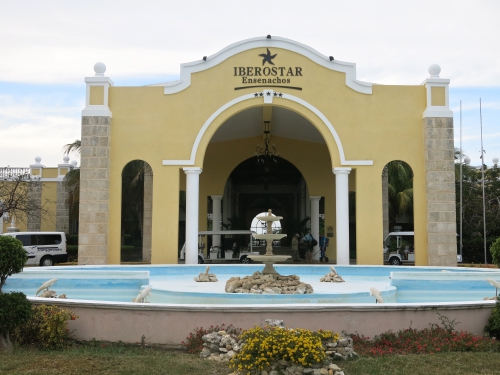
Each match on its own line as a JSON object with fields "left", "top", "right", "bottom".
{"left": 152, "top": 36, "right": 373, "bottom": 95}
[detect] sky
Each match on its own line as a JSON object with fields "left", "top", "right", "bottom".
{"left": 1, "top": 0, "right": 500, "bottom": 167}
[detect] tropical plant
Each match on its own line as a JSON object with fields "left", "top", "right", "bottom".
{"left": 121, "top": 160, "right": 146, "bottom": 246}
{"left": 455, "top": 150, "right": 500, "bottom": 261}
{"left": 485, "top": 298, "right": 500, "bottom": 339}
{"left": 386, "top": 160, "right": 413, "bottom": 230}
{"left": 62, "top": 140, "right": 81, "bottom": 230}
{"left": 491, "top": 237, "right": 500, "bottom": 268}
{"left": 0, "top": 235, "right": 27, "bottom": 293}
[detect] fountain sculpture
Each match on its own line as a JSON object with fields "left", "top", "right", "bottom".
{"left": 248, "top": 209, "right": 290, "bottom": 275}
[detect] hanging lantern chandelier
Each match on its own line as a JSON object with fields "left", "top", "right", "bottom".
{"left": 255, "top": 121, "right": 280, "bottom": 172}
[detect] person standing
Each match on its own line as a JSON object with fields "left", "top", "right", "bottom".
{"left": 319, "top": 233, "right": 328, "bottom": 262}
{"left": 303, "top": 230, "right": 314, "bottom": 263}
{"left": 291, "top": 234, "right": 300, "bottom": 262}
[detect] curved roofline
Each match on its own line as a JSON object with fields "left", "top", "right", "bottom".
{"left": 152, "top": 36, "right": 372, "bottom": 95}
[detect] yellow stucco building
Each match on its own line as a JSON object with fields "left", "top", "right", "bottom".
{"left": 78, "top": 36, "right": 456, "bottom": 266}
{"left": 0, "top": 157, "right": 75, "bottom": 234}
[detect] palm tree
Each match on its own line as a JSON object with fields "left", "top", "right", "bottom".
{"left": 62, "top": 140, "right": 81, "bottom": 232}
{"left": 386, "top": 160, "right": 413, "bottom": 229}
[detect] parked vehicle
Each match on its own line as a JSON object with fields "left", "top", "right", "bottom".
{"left": 383, "top": 231, "right": 415, "bottom": 265}
{"left": 1, "top": 231, "right": 68, "bottom": 266}
{"left": 383, "top": 231, "right": 462, "bottom": 265}
{"left": 180, "top": 230, "right": 259, "bottom": 264}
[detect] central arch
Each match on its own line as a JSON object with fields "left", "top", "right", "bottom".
{"left": 162, "top": 91, "right": 373, "bottom": 168}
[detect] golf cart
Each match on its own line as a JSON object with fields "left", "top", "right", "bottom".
{"left": 383, "top": 231, "right": 415, "bottom": 265}
{"left": 179, "top": 230, "right": 260, "bottom": 264}
{"left": 383, "top": 231, "right": 463, "bottom": 265}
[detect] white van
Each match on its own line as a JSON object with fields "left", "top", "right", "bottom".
{"left": 1, "top": 232, "right": 68, "bottom": 266}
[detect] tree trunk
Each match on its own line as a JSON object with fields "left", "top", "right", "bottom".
{"left": 0, "top": 331, "right": 13, "bottom": 352}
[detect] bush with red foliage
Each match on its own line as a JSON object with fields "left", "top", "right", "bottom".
{"left": 351, "top": 326, "right": 500, "bottom": 357}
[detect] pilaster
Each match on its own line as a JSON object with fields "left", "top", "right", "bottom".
{"left": 423, "top": 117, "right": 457, "bottom": 266}
{"left": 55, "top": 182, "right": 69, "bottom": 233}
{"left": 142, "top": 165, "right": 153, "bottom": 263}
{"left": 78, "top": 115, "right": 111, "bottom": 265}
{"left": 333, "top": 167, "right": 351, "bottom": 265}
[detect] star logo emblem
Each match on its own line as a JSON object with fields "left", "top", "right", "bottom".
{"left": 259, "top": 48, "right": 277, "bottom": 66}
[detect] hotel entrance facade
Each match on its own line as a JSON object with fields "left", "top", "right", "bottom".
{"left": 78, "top": 36, "right": 456, "bottom": 266}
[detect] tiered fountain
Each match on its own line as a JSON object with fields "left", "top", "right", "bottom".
{"left": 247, "top": 209, "right": 290, "bottom": 275}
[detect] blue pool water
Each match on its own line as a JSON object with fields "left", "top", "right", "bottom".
{"left": 5, "top": 265, "right": 500, "bottom": 305}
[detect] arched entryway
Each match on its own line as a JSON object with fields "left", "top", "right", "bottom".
{"left": 194, "top": 104, "right": 341, "bottom": 263}
{"left": 120, "top": 160, "right": 153, "bottom": 263}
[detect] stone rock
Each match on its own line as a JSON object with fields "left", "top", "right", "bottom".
{"left": 194, "top": 266, "right": 218, "bottom": 282}
{"left": 328, "top": 364, "right": 341, "bottom": 371}
{"left": 337, "top": 339, "right": 348, "bottom": 347}
{"left": 219, "top": 347, "right": 228, "bottom": 353}
{"left": 225, "top": 272, "right": 313, "bottom": 294}
{"left": 203, "top": 332, "right": 222, "bottom": 344}
{"left": 200, "top": 348, "right": 211, "bottom": 358}
{"left": 39, "top": 290, "right": 57, "bottom": 298}
{"left": 265, "top": 319, "right": 285, "bottom": 328}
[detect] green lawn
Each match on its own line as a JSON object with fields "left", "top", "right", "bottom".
{"left": 2, "top": 347, "right": 500, "bottom": 375}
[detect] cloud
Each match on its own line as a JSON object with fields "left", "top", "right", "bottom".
{"left": 0, "top": 94, "right": 81, "bottom": 167}
{"left": 1, "top": 0, "right": 500, "bottom": 86}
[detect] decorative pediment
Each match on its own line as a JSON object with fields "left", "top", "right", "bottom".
{"left": 154, "top": 36, "right": 372, "bottom": 95}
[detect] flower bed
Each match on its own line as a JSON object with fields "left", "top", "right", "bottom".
{"left": 197, "top": 320, "right": 354, "bottom": 375}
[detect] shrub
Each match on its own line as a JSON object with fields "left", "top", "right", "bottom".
{"left": 229, "top": 325, "right": 339, "bottom": 373}
{"left": 0, "top": 235, "right": 27, "bottom": 292}
{"left": 67, "top": 245, "right": 78, "bottom": 262}
{"left": 351, "top": 325, "right": 500, "bottom": 357}
{"left": 13, "top": 305, "right": 78, "bottom": 349}
{"left": 0, "top": 292, "right": 32, "bottom": 352}
{"left": 485, "top": 298, "right": 500, "bottom": 339}
{"left": 66, "top": 234, "right": 79, "bottom": 245}
{"left": 462, "top": 237, "right": 496, "bottom": 264}
{"left": 182, "top": 324, "right": 241, "bottom": 354}
{"left": 490, "top": 237, "right": 500, "bottom": 268}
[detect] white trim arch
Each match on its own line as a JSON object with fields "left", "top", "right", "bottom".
{"left": 162, "top": 90, "right": 373, "bottom": 167}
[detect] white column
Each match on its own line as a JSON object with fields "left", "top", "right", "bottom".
{"left": 211, "top": 195, "right": 222, "bottom": 247}
{"left": 310, "top": 196, "right": 321, "bottom": 261}
{"left": 184, "top": 167, "right": 202, "bottom": 264}
{"left": 334, "top": 168, "right": 351, "bottom": 265}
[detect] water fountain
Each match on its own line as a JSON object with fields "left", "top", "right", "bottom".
{"left": 5, "top": 264, "right": 500, "bottom": 345}
{"left": 248, "top": 209, "right": 290, "bottom": 275}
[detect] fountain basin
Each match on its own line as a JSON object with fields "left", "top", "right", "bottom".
{"left": 4, "top": 265, "right": 499, "bottom": 346}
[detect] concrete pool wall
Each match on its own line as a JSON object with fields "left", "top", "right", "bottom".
{"left": 11, "top": 264, "right": 497, "bottom": 345}
{"left": 30, "top": 298, "right": 494, "bottom": 346}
